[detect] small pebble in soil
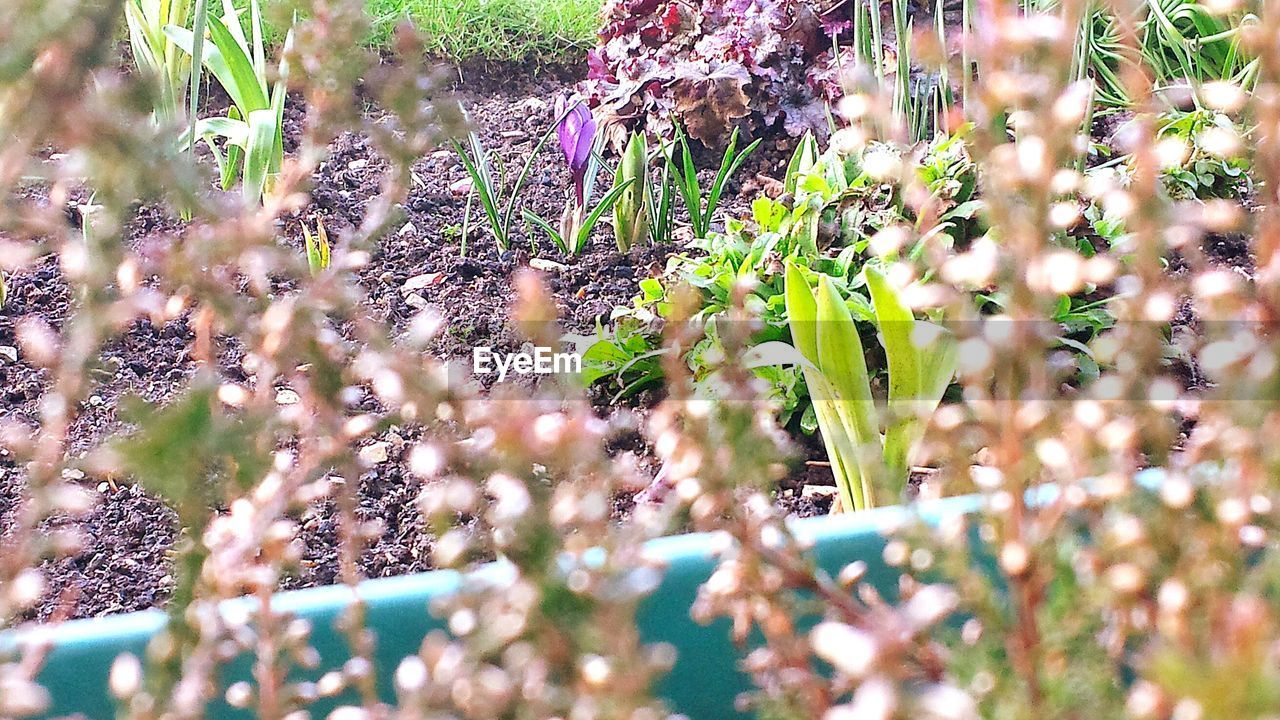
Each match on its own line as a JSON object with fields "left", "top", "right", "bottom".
{"left": 359, "top": 442, "right": 390, "bottom": 465}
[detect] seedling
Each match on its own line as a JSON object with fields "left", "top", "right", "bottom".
{"left": 665, "top": 125, "right": 761, "bottom": 239}
{"left": 451, "top": 101, "right": 578, "bottom": 251}
{"left": 302, "top": 218, "right": 331, "bottom": 276}
{"left": 612, "top": 131, "right": 651, "bottom": 252}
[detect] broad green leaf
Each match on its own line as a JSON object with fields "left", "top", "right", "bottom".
{"left": 206, "top": 12, "right": 270, "bottom": 112}
{"left": 222, "top": 106, "right": 245, "bottom": 190}
{"left": 816, "top": 275, "right": 878, "bottom": 510}
{"left": 220, "top": 0, "right": 249, "bottom": 50}
{"left": 243, "top": 108, "right": 277, "bottom": 204}
{"left": 918, "top": 323, "right": 957, "bottom": 406}
{"left": 783, "top": 262, "right": 818, "bottom": 360}
{"left": 866, "top": 265, "right": 921, "bottom": 406}
{"left": 184, "top": 116, "right": 248, "bottom": 148}
{"left": 868, "top": 267, "right": 957, "bottom": 484}
{"left": 743, "top": 338, "right": 863, "bottom": 513}
{"left": 867, "top": 265, "right": 922, "bottom": 482}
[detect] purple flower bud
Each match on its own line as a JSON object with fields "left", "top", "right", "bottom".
{"left": 556, "top": 99, "right": 597, "bottom": 207}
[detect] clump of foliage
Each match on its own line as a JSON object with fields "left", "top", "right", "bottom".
{"left": 451, "top": 102, "right": 570, "bottom": 251}
{"left": 583, "top": 0, "right": 842, "bottom": 147}
{"left": 124, "top": 0, "right": 203, "bottom": 126}
{"left": 168, "top": 0, "right": 293, "bottom": 204}
{"left": 524, "top": 101, "right": 635, "bottom": 254}
{"left": 1068, "top": 0, "right": 1258, "bottom": 111}
{"left": 749, "top": 263, "right": 955, "bottom": 511}
{"left": 582, "top": 126, "right": 985, "bottom": 443}
{"left": 1154, "top": 107, "right": 1253, "bottom": 200}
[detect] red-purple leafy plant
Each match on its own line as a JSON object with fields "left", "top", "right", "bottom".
{"left": 582, "top": 0, "right": 849, "bottom": 149}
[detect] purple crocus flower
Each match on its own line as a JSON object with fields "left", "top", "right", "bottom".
{"left": 556, "top": 99, "right": 597, "bottom": 208}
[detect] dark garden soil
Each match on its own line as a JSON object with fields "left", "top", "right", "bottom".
{"left": 0, "top": 60, "right": 807, "bottom": 622}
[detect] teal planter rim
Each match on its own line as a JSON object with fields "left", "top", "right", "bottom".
{"left": 9, "top": 470, "right": 1166, "bottom": 719}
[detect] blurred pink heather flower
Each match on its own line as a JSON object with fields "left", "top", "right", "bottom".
{"left": 556, "top": 98, "right": 597, "bottom": 207}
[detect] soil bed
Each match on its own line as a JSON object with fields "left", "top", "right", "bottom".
{"left": 0, "top": 61, "right": 805, "bottom": 621}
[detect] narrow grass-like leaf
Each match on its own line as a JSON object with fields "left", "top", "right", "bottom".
{"left": 784, "top": 132, "right": 819, "bottom": 196}
{"left": 451, "top": 134, "right": 505, "bottom": 249}
{"left": 187, "top": 0, "right": 207, "bottom": 164}
{"left": 574, "top": 178, "right": 634, "bottom": 253}
{"left": 523, "top": 210, "right": 570, "bottom": 254}
{"left": 706, "top": 128, "right": 762, "bottom": 231}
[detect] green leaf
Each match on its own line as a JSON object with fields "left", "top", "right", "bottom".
{"left": 242, "top": 108, "right": 277, "bottom": 204}
{"left": 576, "top": 177, "right": 635, "bottom": 254}
{"left": 222, "top": 106, "right": 245, "bottom": 190}
{"left": 522, "top": 210, "right": 569, "bottom": 254}
{"left": 613, "top": 132, "right": 651, "bottom": 252}
{"left": 816, "top": 275, "right": 878, "bottom": 510}
{"left": 639, "top": 277, "right": 664, "bottom": 302}
{"left": 784, "top": 131, "right": 819, "bottom": 196}
{"left": 867, "top": 266, "right": 956, "bottom": 486}
{"left": 783, "top": 262, "right": 818, "bottom": 360}
{"left": 866, "top": 265, "right": 922, "bottom": 409}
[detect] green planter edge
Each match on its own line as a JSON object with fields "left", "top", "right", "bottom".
{"left": 13, "top": 471, "right": 1163, "bottom": 719}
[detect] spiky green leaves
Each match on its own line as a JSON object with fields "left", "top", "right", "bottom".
{"left": 303, "top": 218, "right": 331, "bottom": 277}
{"left": 165, "top": 0, "right": 291, "bottom": 204}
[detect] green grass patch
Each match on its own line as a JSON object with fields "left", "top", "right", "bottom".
{"left": 365, "top": 0, "right": 602, "bottom": 63}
